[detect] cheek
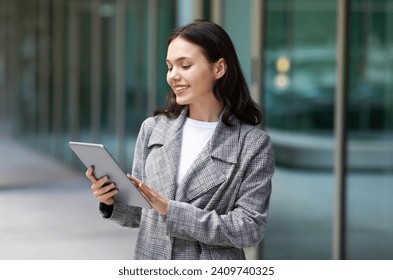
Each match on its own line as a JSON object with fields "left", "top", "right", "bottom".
{"left": 196, "top": 73, "right": 215, "bottom": 91}
{"left": 166, "top": 73, "right": 171, "bottom": 85}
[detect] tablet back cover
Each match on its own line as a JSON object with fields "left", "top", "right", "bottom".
{"left": 69, "top": 141, "right": 151, "bottom": 209}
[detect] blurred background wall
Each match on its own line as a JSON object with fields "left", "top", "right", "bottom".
{"left": 0, "top": 0, "right": 392, "bottom": 259}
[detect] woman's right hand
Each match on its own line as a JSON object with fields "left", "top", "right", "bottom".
{"left": 86, "top": 166, "right": 118, "bottom": 205}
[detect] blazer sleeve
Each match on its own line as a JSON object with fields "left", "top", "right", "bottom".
{"left": 165, "top": 134, "right": 275, "bottom": 248}
{"left": 106, "top": 119, "right": 151, "bottom": 228}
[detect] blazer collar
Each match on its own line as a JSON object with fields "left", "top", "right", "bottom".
{"left": 147, "top": 108, "right": 188, "bottom": 147}
{"left": 148, "top": 107, "right": 240, "bottom": 164}
{"left": 208, "top": 114, "right": 240, "bottom": 164}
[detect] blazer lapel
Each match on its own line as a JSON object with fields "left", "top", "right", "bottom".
{"left": 176, "top": 115, "right": 241, "bottom": 202}
{"left": 145, "top": 109, "right": 187, "bottom": 200}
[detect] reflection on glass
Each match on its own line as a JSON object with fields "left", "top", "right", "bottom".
{"left": 262, "top": 0, "right": 393, "bottom": 260}
{"left": 263, "top": 0, "right": 337, "bottom": 259}
{"left": 346, "top": 0, "right": 393, "bottom": 260}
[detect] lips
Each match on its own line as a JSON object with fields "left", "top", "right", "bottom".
{"left": 173, "top": 85, "right": 189, "bottom": 93}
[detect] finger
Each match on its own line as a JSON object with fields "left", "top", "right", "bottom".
{"left": 127, "top": 175, "right": 155, "bottom": 206}
{"left": 138, "top": 181, "right": 155, "bottom": 197}
{"left": 137, "top": 183, "right": 167, "bottom": 214}
{"left": 97, "top": 188, "right": 118, "bottom": 204}
{"left": 128, "top": 174, "right": 141, "bottom": 186}
{"left": 86, "top": 166, "right": 97, "bottom": 182}
{"left": 127, "top": 175, "right": 159, "bottom": 204}
{"left": 96, "top": 186, "right": 118, "bottom": 199}
{"left": 91, "top": 175, "right": 110, "bottom": 191}
{"left": 138, "top": 187, "right": 151, "bottom": 204}
{"left": 93, "top": 183, "right": 116, "bottom": 197}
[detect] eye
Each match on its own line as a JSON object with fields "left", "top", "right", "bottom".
{"left": 182, "top": 65, "right": 191, "bottom": 70}
{"left": 167, "top": 67, "right": 173, "bottom": 72}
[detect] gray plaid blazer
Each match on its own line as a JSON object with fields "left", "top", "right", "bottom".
{"left": 108, "top": 108, "right": 275, "bottom": 260}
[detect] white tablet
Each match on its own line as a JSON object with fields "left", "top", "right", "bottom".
{"left": 69, "top": 141, "right": 151, "bottom": 209}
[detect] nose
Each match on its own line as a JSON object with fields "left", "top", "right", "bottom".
{"left": 167, "top": 67, "right": 181, "bottom": 82}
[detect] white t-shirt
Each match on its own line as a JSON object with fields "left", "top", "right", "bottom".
{"left": 176, "top": 118, "right": 218, "bottom": 185}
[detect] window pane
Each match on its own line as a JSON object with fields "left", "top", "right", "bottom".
{"left": 346, "top": 0, "right": 393, "bottom": 259}
{"left": 262, "top": 0, "right": 337, "bottom": 259}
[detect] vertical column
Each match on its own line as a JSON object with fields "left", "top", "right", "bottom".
{"left": 210, "top": 0, "right": 223, "bottom": 25}
{"left": 177, "top": 0, "right": 191, "bottom": 26}
{"left": 250, "top": 0, "right": 266, "bottom": 118}
{"left": 177, "top": 0, "right": 203, "bottom": 26}
{"left": 38, "top": 0, "right": 50, "bottom": 147}
{"left": 91, "top": 0, "right": 102, "bottom": 142}
{"left": 251, "top": 0, "right": 268, "bottom": 260}
{"left": 115, "top": 0, "right": 126, "bottom": 166}
{"left": 333, "top": 0, "right": 350, "bottom": 260}
{"left": 68, "top": 0, "right": 81, "bottom": 150}
{"left": 146, "top": 0, "right": 158, "bottom": 115}
{"left": 28, "top": 0, "right": 38, "bottom": 141}
{"left": 7, "top": 0, "right": 21, "bottom": 134}
{"left": 385, "top": 0, "right": 393, "bottom": 129}
{"left": 53, "top": 0, "right": 65, "bottom": 158}
{"left": 192, "top": 0, "right": 203, "bottom": 19}
{"left": 0, "top": 0, "right": 6, "bottom": 121}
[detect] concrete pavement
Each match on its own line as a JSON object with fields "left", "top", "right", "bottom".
{"left": 0, "top": 135, "right": 138, "bottom": 260}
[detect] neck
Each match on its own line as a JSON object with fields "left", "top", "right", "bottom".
{"left": 188, "top": 102, "right": 223, "bottom": 122}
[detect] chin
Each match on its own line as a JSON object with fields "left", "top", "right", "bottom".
{"left": 175, "top": 96, "right": 190, "bottom": 106}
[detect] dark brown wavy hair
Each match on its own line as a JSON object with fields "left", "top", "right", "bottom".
{"left": 154, "top": 19, "right": 262, "bottom": 126}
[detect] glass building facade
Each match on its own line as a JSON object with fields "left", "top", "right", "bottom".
{"left": 0, "top": 0, "right": 392, "bottom": 259}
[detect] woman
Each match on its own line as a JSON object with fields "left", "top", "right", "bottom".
{"left": 86, "top": 19, "right": 274, "bottom": 260}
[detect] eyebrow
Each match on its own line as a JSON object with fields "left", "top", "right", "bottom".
{"left": 165, "top": 57, "right": 192, "bottom": 63}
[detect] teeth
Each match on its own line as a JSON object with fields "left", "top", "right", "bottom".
{"left": 174, "top": 85, "right": 188, "bottom": 91}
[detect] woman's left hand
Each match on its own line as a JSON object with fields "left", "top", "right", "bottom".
{"left": 127, "top": 175, "right": 169, "bottom": 216}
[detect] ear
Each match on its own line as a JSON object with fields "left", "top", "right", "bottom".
{"left": 214, "top": 58, "right": 227, "bottom": 80}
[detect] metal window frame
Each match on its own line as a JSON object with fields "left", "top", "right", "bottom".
{"left": 0, "top": 0, "right": 7, "bottom": 121}
{"left": 147, "top": 0, "right": 158, "bottom": 115}
{"left": 114, "top": 0, "right": 127, "bottom": 165}
{"left": 210, "top": 0, "right": 223, "bottom": 24}
{"left": 251, "top": 0, "right": 266, "bottom": 126}
{"left": 68, "top": 0, "right": 81, "bottom": 145}
{"left": 37, "top": 0, "right": 50, "bottom": 147}
{"left": 53, "top": 0, "right": 65, "bottom": 159}
{"left": 333, "top": 0, "right": 350, "bottom": 260}
{"left": 90, "top": 0, "right": 102, "bottom": 143}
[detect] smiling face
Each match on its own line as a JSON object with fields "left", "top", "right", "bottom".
{"left": 166, "top": 37, "right": 225, "bottom": 115}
